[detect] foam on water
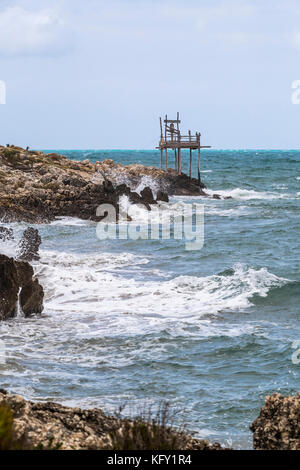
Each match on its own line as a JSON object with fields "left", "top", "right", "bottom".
{"left": 50, "top": 217, "right": 94, "bottom": 227}
{"left": 34, "top": 251, "right": 290, "bottom": 335}
{"left": 1, "top": 149, "right": 300, "bottom": 448}
{"left": 205, "top": 188, "right": 293, "bottom": 200}
{"left": 135, "top": 175, "right": 160, "bottom": 198}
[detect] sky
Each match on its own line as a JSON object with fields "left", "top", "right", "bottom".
{"left": 1, "top": 0, "right": 300, "bottom": 149}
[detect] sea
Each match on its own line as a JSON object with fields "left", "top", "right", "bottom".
{"left": 0, "top": 149, "right": 299, "bottom": 449}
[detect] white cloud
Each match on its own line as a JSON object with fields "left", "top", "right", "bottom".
{"left": 0, "top": 5, "right": 73, "bottom": 56}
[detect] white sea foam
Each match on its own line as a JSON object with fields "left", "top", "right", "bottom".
{"left": 34, "top": 252, "right": 289, "bottom": 337}
{"left": 135, "top": 175, "right": 160, "bottom": 198}
{"left": 205, "top": 188, "right": 292, "bottom": 200}
{"left": 118, "top": 195, "right": 187, "bottom": 224}
{"left": 50, "top": 217, "right": 94, "bottom": 226}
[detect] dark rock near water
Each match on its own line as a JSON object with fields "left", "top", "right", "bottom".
{"left": 250, "top": 392, "right": 300, "bottom": 450}
{"left": 19, "top": 277, "right": 44, "bottom": 316}
{"left": 0, "top": 227, "right": 14, "bottom": 241}
{"left": 15, "top": 260, "right": 44, "bottom": 316}
{"left": 0, "top": 253, "right": 44, "bottom": 320}
{"left": 156, "top": 190, "right": 169, "bottom": 202}
{"left": 140, "top": 187, "right": 156, "bottom": 205}
{"left": 0, "top": 254, "right": 19, "bottom": 320}
{"left": 17, "top": 227, "right": 41, "bottom": 261}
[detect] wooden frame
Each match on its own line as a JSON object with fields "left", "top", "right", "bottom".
{"left": 157, "top": 113, "right": 211, "bottom": 185}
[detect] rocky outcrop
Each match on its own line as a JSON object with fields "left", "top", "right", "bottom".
{"left": 0, "top": 254, "right": 44, "bottom": 320}
{"left": 250, "top": 392, "right": 300, "bottom": 450}
{"left": 0, "top": 145, "right": 212, "bottom": 223}
{"left": 0, "top": 390, "right": 225, "bottom": 450}
{"left": 17, "top": 227, "right": 41, "bottom": 261}
{"left": 0, "top": 227, "right": 14, "bottom": 241}
{"left": 156, "top": 190, "right": 169, "bottom": 203}
{"left": 0, "top": 254, "right": 19, "bottom": 320}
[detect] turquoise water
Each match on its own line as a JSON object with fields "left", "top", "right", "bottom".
{"left": 0, "top": 150, "right": 300, "bottom": 449}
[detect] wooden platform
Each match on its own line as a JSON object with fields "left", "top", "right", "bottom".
{"left": 157, "top": 113, "right": 211, "bottom": 184}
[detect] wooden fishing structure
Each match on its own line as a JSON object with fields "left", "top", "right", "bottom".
{"left": 157, "top": 112, "right": 211, "bottom": 184}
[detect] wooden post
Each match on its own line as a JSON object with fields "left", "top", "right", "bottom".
{"left": 165, "top": 148, "right": 168, "bottom": 170}
{"left": 174, "top": 148, "right": 178, "bottom": 171}
{"left": 189, "top": 149, "right": 192, "bottom": 179}
{"left": 197, "top": 132, "right": 201, "bottom": 185}
{"left": 178, "top": 132, "right": 181, "bottom": 174}
{"left": 165, "top": 115, "right": 167, "bottom": 143}
{"left": 160, "top": 148, "right": 163, "bottom": 169}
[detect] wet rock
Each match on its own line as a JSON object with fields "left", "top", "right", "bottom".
{"left": 156, "top": 190, "right": 169, "bottom": 203}
{"left": 0, "top": 254, "right": 18, "bottom": 320}
{"left": 0, "top": 254, "right": 44, "bottom": 320}
{"left": 17, "top": 228, "right": 41, "bottom": 261}
{"left": 250, "top": 392, "right": 300, "bottom": 450}
{"left": 19, "top": 278, "right": 44, "bottom": 316}
{"left": 14, "top": 260, "right": 44, "bottom": 317}
{"left": 140, "top": 187, "right": 156, "bottom": 205}
{"left": 0, "top": 227, "right": 14, "bottom": 241}
{"left": 212, "top": 194, "right": 221, "bottom": 200}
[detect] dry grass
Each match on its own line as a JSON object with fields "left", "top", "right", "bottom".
{"left": 108, "top": 401, "right": 190, "bottom": 450}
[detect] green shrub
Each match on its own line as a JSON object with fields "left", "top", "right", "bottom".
{"left": 0, "top": 403, "right": 15, "bottom": 450}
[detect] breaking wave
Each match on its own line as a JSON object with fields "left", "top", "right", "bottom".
{"left": 34, "top": 252, "right": 290, "bottom": 333}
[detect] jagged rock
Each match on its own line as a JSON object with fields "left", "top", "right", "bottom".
{"left": 19, "top": 278, "right": 44, "bottom": 316}
{"left": 0, "top": 227, "right": 14, "bottom": 241}
{"left": 17, "top": 228, "right": 41, "bottom": 261}
{"left": 0, "top": 390, "right": 226, "bottom": 450}
{"left": 140, "top": 187, "right": 156, "bottom": 205}
{"left": 14, "top": 260, "right": 44, "bottom": 316}
{"left": 0, "top": 254, "right": 18, "bottom": 320}
{"left": 156, "top": 190, "right": 169, "bottom": 202}
{"left": 250, "top": 392, "right": 300, "bottom": 450}
{"left": 0, "top": 254, "right": 44, "bottom": 320}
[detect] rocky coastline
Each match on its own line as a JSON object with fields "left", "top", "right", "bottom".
{"left": 0, "top": 145, "right": 214, "bottom": 224}
{"left": 0, "top": 145, "right": 298, "bottom": 451}
{"left": 0, "top": 390, "right": 224, "bottom": 451}
{"left": 1, "top": 389, "right": 300, "bottom": 450}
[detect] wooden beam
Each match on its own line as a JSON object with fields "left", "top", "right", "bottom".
{"left": 197, "top": 133, "right": 201, "bottom": 185}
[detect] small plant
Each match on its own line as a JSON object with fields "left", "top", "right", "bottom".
{"left": 35, "top": 436, "right": 63, "bottom": 450}
{"left": 0, "top": 403, "right": 16, "bottom": 450}
{"left": 108, "top": 401, "right": 189, "bottom": 450}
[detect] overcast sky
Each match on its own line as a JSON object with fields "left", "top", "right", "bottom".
{"left": 1, "top": 0, "right": 300, "bottom": 149}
